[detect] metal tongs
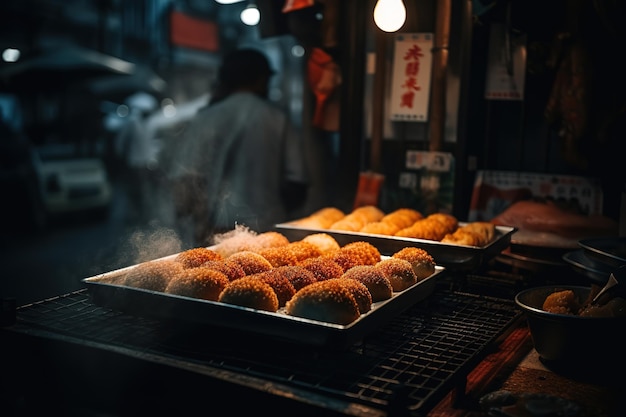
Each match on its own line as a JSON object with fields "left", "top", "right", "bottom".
{"left": 590, "top": 264, "right": 626, "bottom": 306}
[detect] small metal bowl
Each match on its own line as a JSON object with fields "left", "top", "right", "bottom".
{"left": 515, "top": 285, "right": 626, "bottom": 368}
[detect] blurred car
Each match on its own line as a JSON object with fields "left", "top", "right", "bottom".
{"left": 33, "top": 144, "right": 112, "bottom": 218}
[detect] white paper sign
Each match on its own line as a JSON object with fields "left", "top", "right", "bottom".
{"left": 484, "top": 23, "right": 527, "bottom": 100}
{"left": 390, "top": 33, "right": 433, "bottom": 122}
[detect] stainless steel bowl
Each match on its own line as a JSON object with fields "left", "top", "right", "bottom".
{"left": 515, "top": 285, "right": 626, "bottom": 367}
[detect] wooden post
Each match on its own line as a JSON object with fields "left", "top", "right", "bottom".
{"left": 429, "top": 0, "right": 451, "bottom": 151}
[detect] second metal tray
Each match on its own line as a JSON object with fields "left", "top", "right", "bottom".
{"left": 274, "top": 222, "right": 515, "bottom": 270}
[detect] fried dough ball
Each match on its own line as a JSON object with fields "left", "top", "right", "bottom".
{"left": 212, "top": 229, "right": 258, "bottom": 258}
{"left": 200, "top": 259, "right": 246, "bottom": 281}
{"left": 302, "top": 233, "right": 341, "bottom": 254}
{"left": 342, "top": 265, "right": 393, "bottom": 302}
{"left": 285, "top": 280, "right": 360, "bottom": 325}
{"left": 375, "top": 258, "right": 418, "bottom": 291}
{"left": 293, "top": 207, "right": 345, "bottom": 229}
{"left": 441, "top": 229, "right": 484, "bottom": 246}
{"left": 329, "top": 215, "right": 367, "bottom": 232}
{"left": 123, "top": 260, "right": 182, "bottom": 292}
{"left": 428, "top": 213, "right": 458, "bottom": 233}
{"left": 352, "top": 205, "right": 385, "bottom": 222}
{"left": 227, "top": 251, "right": 273, "bottom": 275}
{"left": 359, "top": 221, "right": 400, "bottom": 236}
{"left": 285, "top": 241, "right": 322, "bottom": 262}
{"left": 252, "top": 231, "right": 290, "bottom": 249}
{"left": 383, "top": 208, "right": 423, "bottom": 226}
{"left": 175, "top": 247, "right": 223, "bottom": 269}
{"left": 218, "top": 276, "right": 279, "bottom": 312}
{"left": 392, "top": 247, "right": 436, "bottom": 280}
{"left": 334, "top": 278, "right": 372, "bottom": 313}
{"left": 542, "top": 290, "right": 581, "bottom": 315}
{"left": 164, "top": 267, "right": 229, "bottom": 301}
{"left": 326, "top": 250, "right": 363, "bottom": 272}
{"left": 340, "top": 241, "right": 381, "bottom": 266}
{"left": 463, "top": 222, "right": 496, "bottom": 246}
{"left": 251, "top": 270, "right": 296, "bottom": 307}
{"left": 300, "top": 256, "right": 344, "bottom": 281}
{"left": 270, "top": 265, "right": 317, "bottom": 291}
{"left": 395, "top": 218, "right": 449, "bottom": 241}
{"left": 255, "top": 246, "right": 299, "bottom": 267}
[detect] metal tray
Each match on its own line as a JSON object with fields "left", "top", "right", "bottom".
{"left": 274, "top": 222, "right": 515, "bottom": 270}
{"left": 579, "top": 237, "right": 626, "bottom": 269}
{"left": 82, "top": 259, "right": 445, "bottom": 349}
{"left": 563, "top": 249, "right": 612, "bottom": 285}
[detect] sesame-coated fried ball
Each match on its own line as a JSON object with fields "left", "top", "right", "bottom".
{"left": 334, "top": 278, "right": 372, "bottom": 313}
{"left": 341, "top": 265, "right": 393, "bottom": 302}
{"left": 218, "top": 276, "right": 279, "bottom": 312}
{"left": 227, "top": 251, "right": 273, "bottom": 275}
{"left": 326, "top": 250, "right": 363, "bottom": 272}
{"left": 164, "top": 267, "right": 229, "bottom": 301}
{"left": 175, "top": 247, "right": 223, "bottom": 269}
{"left": 300, "top": 256, "right": 344, "bottom": 281}
{"left": 252, "top": 270, "right": 297, "bottom": 307}
{"left": 252, "top": 231, "right": 290, "bottom": 249}
{"left": 285, "top": 241, "right": 322, "bottom": 262}
{"left": 392, "top": 247, "right": 436, "bottom": 280}
{"left": 285, "top": 280, "right": 360, "bottom": 325}
{"left": 270, "top": 265, "right": 317, "bottom": 291}
{"left": 201, "top": 259, "right": 246, "bottom": 281}
{"left": 255, "top": 246, "right": 299, "bottom": 267}
{"left": 302, "top": 233, "right": 341, "bottom": 254}
{"left": 123, "top": 260, "right": 182, "bottom": 292}
{"left": 340, "top": 241, "right": 381, "bottom": 266}
{"left": 376, "top": 258, "right": 418, "bottom": 291}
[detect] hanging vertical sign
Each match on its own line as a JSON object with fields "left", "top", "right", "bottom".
{"left": 484, "top": 23, "right": 527, "bottom": 100}
{"left": 389, "top": 33, "right": 434, "bottom": 122}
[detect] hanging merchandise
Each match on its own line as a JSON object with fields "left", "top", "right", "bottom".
{"left": 307, "top": 47, "right": 341, "bottom": 130}
{"left": 484, "top": 22, "right": 527, "bottom": 100}
{"left": 389, "top": 33, "right": 434, "bottom": 122}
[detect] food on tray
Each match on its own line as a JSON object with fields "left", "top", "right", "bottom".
{"left": 253, "top": 231, "right": 290, "bottom": 249}
{"left": 375, "top": 258, "right": 418, "bottom": 291}
{"left": 360, "top": 221, "right": 401, "bottom": 235}
{"left": 326, "top": 250, "right": 364, "bottom": 272}
{"left": 329, "top": 215, "right": 367, "bottom": 231}
{"left": 542, "top": 290, "right": 580, "bottom": 315}
{"left": 164, "top": 267, "right": 229, "bottom": 301}
{"left": 212, "top": 226, "right": 290, "bottom": 257}
{"left": 441, "top": 222, "right": 496, "bottom": 247}
{"left": 123, "top": 260, "right": 183, "bottom": 292}
{"left": 352, "top": 205, "right": 385, "bottom": 222}
{"left": 270, "top": 265, "right": 318, "bottom": 291}
{"left": 392, "top": 247, "right": 436, "bottom": 280}
{"left": 291, "top": 206, "right": 345, "bottom": 229}
{"left": 340, "top": 241, "right": 382, "bottom": 266}
{"left": 226, "top": 251, "right": 273, "bottom": 275}
{"left": 395, "top": 214, "right": 455, "bottom": 241}
{"left": 285, "top": 279, "right": 361, "bottom": 325}
{"left": 218, "top": 276, "right": 279, "bottom": 312}
{"left": 251, "top": 270, "right": 297, "bottom": 307}
{"left": 201, "top": 259, "right": 246, "bottom": 281}
{"left": 285, "top": 241, "right": 323, "bottom": 262}
{"left": 341, "top": 265, "right": 393, "bottom": 302}
{"left": 175, "top": 247, "right": 223, "bottom": 269}
{"left": 255, "top": 246, "right": 299, "bottom": 267}
{"left": 382, "top": 208, "right": 423, "bottom": 229}
{"left": 299, "top": 256, "right": 344, "bottom": 281}
{"left": 302, "top": 233, "right": 341, "bottom": 254}
{"left": 335, "top": 278, "right": 372, "bottom": 313}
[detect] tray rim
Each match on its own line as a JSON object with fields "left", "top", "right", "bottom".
{"left": 578, "top": 237, "right": 626, "bottom": 267}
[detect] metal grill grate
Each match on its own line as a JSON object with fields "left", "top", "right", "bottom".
{"left": 11, "top": 281, "right": 521, "bottom": 415}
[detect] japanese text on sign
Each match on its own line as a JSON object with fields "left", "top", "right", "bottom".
{"left": 390, "top": 33, "right": 433, "bottom": 122}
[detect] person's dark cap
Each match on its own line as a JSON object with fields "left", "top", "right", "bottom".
{"left": 218, "top": 48, "right": 276, "bottom": 88}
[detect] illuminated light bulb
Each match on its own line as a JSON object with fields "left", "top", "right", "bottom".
{"left": 240, "top": 4, "right": 260, "bottom": 26}
{"left": 373, "top": 0, "right": 407, "bottom": 32}
{"left": 215, "top": 0, "right": 245, "bottom": 4}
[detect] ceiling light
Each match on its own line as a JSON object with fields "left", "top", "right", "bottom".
{"left": 240, "top": 4, "right": 260, "bottom": 26}
{"left": 373, "top": 0, "right": 407, "bottom": 33}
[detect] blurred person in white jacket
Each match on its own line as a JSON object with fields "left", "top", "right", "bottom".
{"left": 167, "top": 48, "right": 309, "bottom": 246}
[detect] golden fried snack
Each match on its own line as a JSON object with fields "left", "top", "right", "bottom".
{"left": 252, "top": 231, "right": 290, "bottom": 249}
{"left": 342, "top": 265, "right": 393, "bottom": 302}
{"left": 392, "top": 247, "right": 436, "bottom": 280}
{"left": 375, "top": 258, "right": 418, "bottom": 291}
{"left": 164, "top": 267, "right": 229, "bottom": 301}
{"left": 441, "top": 229, "right": 483, "bottom": 246}
{"left": 285, "top": 280, "right": 360, "bottom": 325}
{"left": 123, "top": 260, "right": 182, "bottom": 292}
{"left": 175, "top": 247, "right": 223, "bottom": 269}
{"left": 427, "top": 213, "right": 458, "bottom": 234}
{"left": 351, "top": 205, "right": 385, "bottom": 223}
{"left": 334, "top": 277, "right": 373, "bottom": 313}
{"left": 227, "top": 251, "right": 273, "bottom": 275}
{"left": 542, "top": 290, "right": 581, "bottom": 315}
{"left": 326, "top": 250, "right": 363, "bottom": 272}
{"left": 251, "top": 270, "right": 296, "bottom": 307}
{"left": 201, "top": 259, "right": 246, "bottom": 281}
{"left": 395, "top": 217, "right": 448, "bottom": 241}
{"left": 293, "top": 207, "right": 345, "bottom": 229}
{"left": 340, "top": 241, "right": 381, "bottom": 266}
{"left": 463, "top": 222, "right": 495, "bottom": 245}
{"left": 359, "top": 221, "right": 400, "bottom": 236}
{"left": 302, "top": 233, "right": 341, "bottom": 254}
{"left": 271, "top": 265, "right": 317, "bottom": 291}
{"left": 218, "top": 276, "right": 279, "bottom": 312}
{"left": 329, "top": 214, "right": 367, "bottom": 232}
{"left": 285, "top": 241, "right": 322, "bottom": 262}
{"left": 300, "top": 256, "right": 344, "bottom": 281}
{"left": 255, "top": 246, "right": 299, "bottom": 267}
{"left": 382, "top": 208, "right": 423, "bottom": 229}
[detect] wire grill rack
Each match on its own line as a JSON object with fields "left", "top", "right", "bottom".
{"left": 7, "top": 280, "right": 521, "bottom": 416}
